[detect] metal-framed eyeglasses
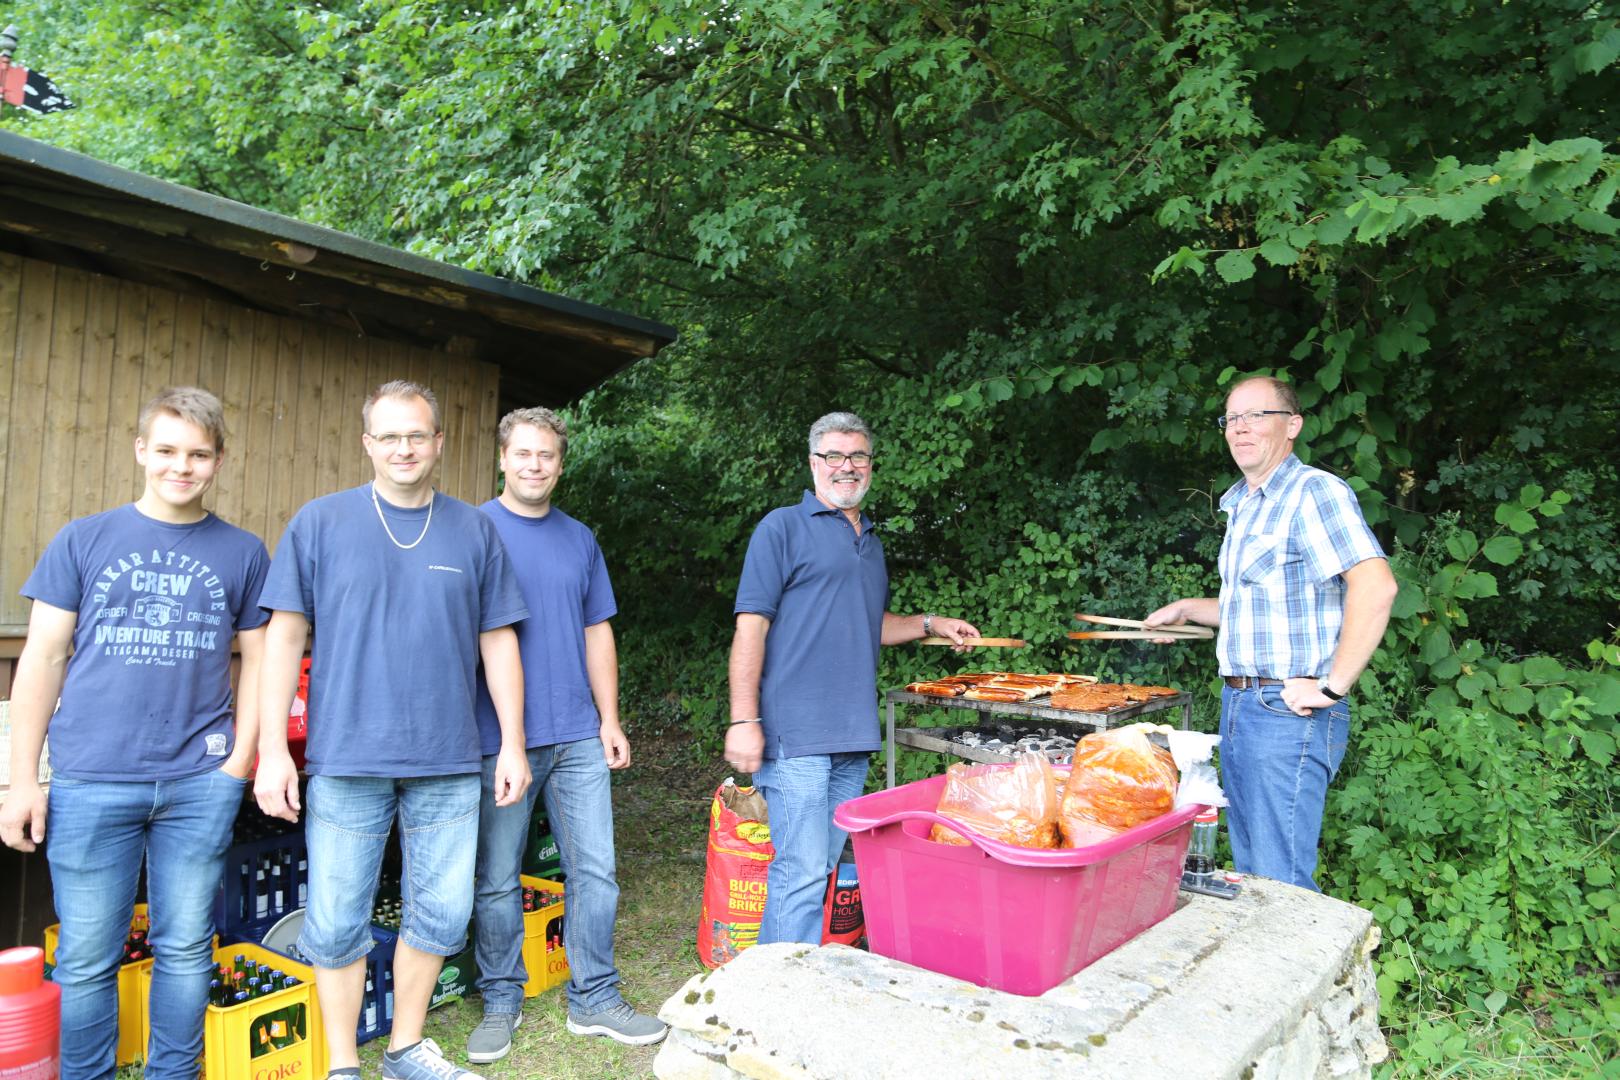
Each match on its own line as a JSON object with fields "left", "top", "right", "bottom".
{"left": 812, "top": 451, "right": 874, "bottom": 469}
{"left": 1215, "top": 410, "right": 1295, "bottom": 430}
{"left": 367, "top": 431, "right": 437, "bottom": 448}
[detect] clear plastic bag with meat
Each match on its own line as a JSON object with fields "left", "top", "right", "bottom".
{"left": 928, "top": 752, "right": 1061, "bottom": 849}
{"left": 1058, "top": 724, "right": 1179, "bottom": 847}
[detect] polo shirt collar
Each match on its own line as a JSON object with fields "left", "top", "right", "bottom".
{"left": 798, "top": 489, "right": 873, "bottom": 532}
{"left": 1219, "top": 452, "right": 1304, "bottom": 513}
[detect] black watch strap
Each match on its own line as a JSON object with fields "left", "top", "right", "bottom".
{"left": 1318, "top": 678, "right": 1344, "bottom": 701}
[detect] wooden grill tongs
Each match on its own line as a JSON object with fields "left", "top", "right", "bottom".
{"left": 1068, "top": 613, "right": 1214, "bottom": 641}
{"left": 917, "top": 636, "right": 1027, "bottom": 647}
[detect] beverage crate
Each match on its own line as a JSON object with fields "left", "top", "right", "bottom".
{"left": 196, "top": 942, "right": 319, "bottom": 1080}
{"left": 520, "top": 875, "right": 569, "bottom": 997}
{"left": 523, "top": 828, "right": 561, "bottom": 879}
{"left": 259, "top": 922, "right": 476, "bottom": 1047}
{"left": 42, "top": 904, "right": 152, "bottom": 1067}
{"left": 357, "top": 925, "right": 397, "bottom": 1045}
{"left": 215, "top": 827, "right": 308, "bottom": 944}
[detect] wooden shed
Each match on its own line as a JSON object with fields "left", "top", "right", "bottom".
{"left": 0, "top": 129, "right": 675, "bottom": 944}
{"left": 0, "top": 128, "right": 676, "bottom": 647}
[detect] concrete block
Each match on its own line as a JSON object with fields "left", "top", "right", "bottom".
{"left": 657, "top": 877, "right": 1385, "bottom": 1080}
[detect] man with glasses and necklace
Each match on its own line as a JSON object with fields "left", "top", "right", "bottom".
{"left": 254, "top": 380, "right": 531, "bottom": 1080}
{"left": 727, "top": 411, "right": 979, "bottom": 945}
{"left": 1145, "top": 375, "right": 1397, "bottom": 891}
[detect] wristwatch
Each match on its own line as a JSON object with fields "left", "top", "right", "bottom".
{"left": 1317, "top": 678, "right": 1344, "bottom": 701}
{"left": 923, "top": 612, "right": 936, "bottom": 636}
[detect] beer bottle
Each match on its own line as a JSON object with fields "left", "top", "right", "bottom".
{"left": 271, "top": 859, "right": 285, "bottom": 913}
{"left": 250, "top": 1016, "right": 271, "bottom": 1058}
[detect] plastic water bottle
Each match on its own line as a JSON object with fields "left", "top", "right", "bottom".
{"left": 0, "top": 947, "right": 60, "bottom": 1079}
{"left": 1184, "top": 807, "right": 1219, "bottom": 884}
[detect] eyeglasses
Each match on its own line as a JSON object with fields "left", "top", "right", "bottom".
{"left": 367, "top": 431, "right": 436, "bottom": 448}
{"left": 1216, "top": 410, "right": 1294, "bottom": 430}
{"left": 812, "top": 451, "right": 873, "bottom": 469}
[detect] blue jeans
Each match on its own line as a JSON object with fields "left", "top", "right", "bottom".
{"left": 474, "top": 739, "right": 623, "bottom": 1014}
{"left": 753, "top": 752, "right": 869, "bottom": 945}
{"left": 46, "top": 768, "right": 245, "bottom": 1080}
{"left": 298, "top": 774, "right": 480, "bottom": 967}
{"left": 1219, "top": 684, "right": 1350, "bottom": 891}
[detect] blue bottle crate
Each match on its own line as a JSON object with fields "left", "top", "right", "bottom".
{"left": 215, "top": 830, "right": 310, "bottom": 944}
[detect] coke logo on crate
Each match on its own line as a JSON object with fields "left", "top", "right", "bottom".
{"left": 254, "top": 1062, "right": 304, "bottom": 1080}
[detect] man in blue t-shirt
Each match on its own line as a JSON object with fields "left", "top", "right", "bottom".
{"left": 464, "top": 408, "right": 666, "bottom": 1063}
{"left": 1, "top": 387, "right": 270, "bottom": 1080}
{"left": 253, "top": 381, "right": 530, "bottom": 1080}
{"left": 727, "top": 411, "right": 979, "bottom": 946}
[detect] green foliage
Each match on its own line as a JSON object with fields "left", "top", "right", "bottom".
{"left": 8, "top": 0, "right": 1619, "bottom": 1065}
{"left": 1327, "top": 498, "right": 1619, "bottom": 1070}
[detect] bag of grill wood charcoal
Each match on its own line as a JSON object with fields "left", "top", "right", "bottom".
{"left": 820, "top": 861, "right": 864, "bottom": 947}
{"left": 697, "top": 778, "right": 775, "bottom": 968}
{"left": 928, "top": 752, "right": 1061, "bottom": 848}
{"left": 1058, "top": 724, "right": 1179, "bottom": 847}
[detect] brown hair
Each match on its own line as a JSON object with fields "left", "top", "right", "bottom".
{"left": 498, "top": 407, "right": 569, "bottom": 456}
{"left": 363, "top": 380, "right": 441, "bottom": 432}
{"left": 138, "top": 387, "right": 228, "bottom": 453}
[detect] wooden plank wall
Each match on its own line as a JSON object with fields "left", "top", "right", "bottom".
{"left": 0, "top": 252, "right": 503, "bottom": 637}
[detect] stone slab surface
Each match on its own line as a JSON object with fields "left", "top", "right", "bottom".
{"left": 655, "top": 877, "right": 1385, "bottom": 1080}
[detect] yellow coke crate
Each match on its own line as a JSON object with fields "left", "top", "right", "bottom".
{"left": 197, "top": 939, "right": 329, "bottom": 1073}
{"left": 520, "top": 875, "right": 569, "bottom": 997}
{"left": 43, "top": 903, "right": 152, "bottom": 1067}
{"left": 198, "top": 941, "right": 321, "bottom": 1080}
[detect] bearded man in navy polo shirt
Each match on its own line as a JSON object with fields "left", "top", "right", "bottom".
{"left": 1146, "top": 376, "right": 1397, "bottom": 892}
{"left": 727, "top": 411, "right": 979, "bottom": 945}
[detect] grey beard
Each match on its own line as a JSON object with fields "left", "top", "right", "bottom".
{"left": 825, "top": 479, "right": 867, "bottom": 509}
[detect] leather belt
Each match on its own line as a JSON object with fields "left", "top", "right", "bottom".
{"left": 1223, "top": 675, "right": 1284, "bottom": 689}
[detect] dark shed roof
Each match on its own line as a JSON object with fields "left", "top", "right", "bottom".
{"left": 0, "top": 129, "right": 676, "bottom": 405}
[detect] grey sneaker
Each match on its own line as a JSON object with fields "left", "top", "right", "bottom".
{"left": 381, "top": 1037, "right": 482, "bottom": 1079}
{"left": 566, "top": 1000, "right": 668, "bottom": 1046}
{"left": 466, "top": 1010, "right": 523, "bottom": 1064}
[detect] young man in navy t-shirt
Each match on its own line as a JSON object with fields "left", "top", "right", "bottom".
{"left": 464, "top": 408, "right": 666, "bottom": 1064}
{"left": 1, "top": 387, "right": 270, "bottom": 1079}
{"left": 254, "top": 380, "right": 529, "bottom": 1080}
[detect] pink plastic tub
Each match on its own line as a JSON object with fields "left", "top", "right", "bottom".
{"left": 833, "top": 772, "right": 1202, "bottom": 996}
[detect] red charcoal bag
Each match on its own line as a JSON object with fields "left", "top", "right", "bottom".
{"left": 697, "top": 780, "right": 774, "bottom": 968}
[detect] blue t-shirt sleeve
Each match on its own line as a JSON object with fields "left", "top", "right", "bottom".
{"left": 236, "top": 541, "right": 273, "bottom": 631}
{"left": 735, "top": 515, "right": 789, "bottom": 619}
{"left": 582, "top": 534, "right": 617, "bottom": 627}
{"left": 21, "top": 522, "right": 84, "bottom": 613}
{"left": 260, "top": 512, "right": 316, "bottom": 617}
{"left": 478, "top": 519, "right": 529, "bottom": 632}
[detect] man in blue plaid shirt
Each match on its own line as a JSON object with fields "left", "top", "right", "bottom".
{"left": 1146, "top": 376, "right": 1397, "bottom": 891}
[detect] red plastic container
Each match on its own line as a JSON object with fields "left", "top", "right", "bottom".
{"left": 833, "top": 772, "right": 1202, "bottom": 996}
{"left": 0, "top": 946, "right": 60, "bottom": 1078}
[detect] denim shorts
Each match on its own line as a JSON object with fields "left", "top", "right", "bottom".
{"left": 297, "top": 773, "right": 480, "bottom": 967}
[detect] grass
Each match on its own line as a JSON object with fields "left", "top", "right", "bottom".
{"left": 117, "top": 730, "right": 716, "bottom": 1079}
{"left": 1376, "top": 1006, "right": 1620, "bottom": 1079}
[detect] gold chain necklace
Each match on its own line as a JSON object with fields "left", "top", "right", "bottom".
{"left": 371, "top": 483, "right": 434, "bottom": 550}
